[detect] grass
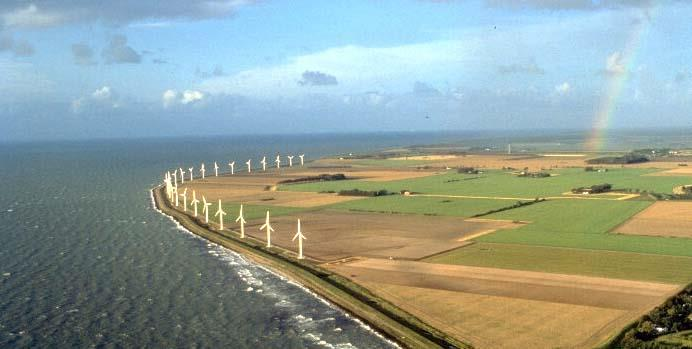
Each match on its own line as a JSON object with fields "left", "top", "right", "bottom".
{"left": 281, "top": 168, "right": 692, "bottom": 198}
{"left": 655, "top": 330, "right": 692, "bottom": 347}
{"left": 425, "top": 242, "right": 692, "bottom": 284}
{"left": 327, "top": 195, "right": 526, "bottom": 218}
{"left": 474, "top": 199, "right": 692, "bottom": 257}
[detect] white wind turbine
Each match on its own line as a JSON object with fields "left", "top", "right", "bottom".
{"left": 214, "top": 161, "right": 219, "bottom": 177}
{"left": 260, "top": 156, "right": 267, "bottom": 171}
{"left": 200, "top": 163, "right": 206, "bottom": 179}
{"left": 275, "top": 155, "right": 281, "bottom": 169}
{"left": 260, "top": 211, "right": 275, "bottom": 248}
{"left": 202, "top": 195, "right": 212, "bottom": 223}
{"left": 179, "top": 168, "right": 185, "bottom": 184}
{"left": 190, "top": 190, "right": 200, "bottom": 217}
{"left": 188, "top": 167, "right": 194, "bottom": 182}
{"left": 235, "top": 204, "right": 247, "bottom": 238}
{"left": 214, "top": 199, "right": 227, "bottom": 230}
{"left": 180, "top": 188, "right": 188, "bottom": 212}
{"left": 164, "top": 172, "right": 172, "bottom": 199}
{"left": 292, "top": 219, "right": 307, "bottom": 259}
{"left": 173, "top": 184, "right": 179, "bottom": 207}
{"left": 228, "top": 161, "right": 235, "bottom": 175}
{"left": 299, "top": 154, "right": 305, "bottom": 166}
{"left": 246, "top": 159, "right": 252, "bottom": 173}
{"left": 172, "top": 170, "right": 178, "bottom": 187}
{"left": 287, "top": 155, "right": 294, "bottom": 167}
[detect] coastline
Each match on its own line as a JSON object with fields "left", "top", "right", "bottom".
{"left": 151, "top": 185, "right": 470, "bottom": 349}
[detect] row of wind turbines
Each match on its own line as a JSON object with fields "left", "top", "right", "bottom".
{"left": 161, "top": 154, "right": 308, "bottom": 259}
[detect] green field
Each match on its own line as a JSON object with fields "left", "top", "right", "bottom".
{"left": 212, "top": 202, "right": 311, "bottom": 222}
{"left": 282, "top": 168, "right": 691, "bottom": 198}
{"left": 654, "top": 330, "right": 692, "bottom": 347}
{"left": 425, "top": 242, "right": 692, "bottom": 284}
{"left": 328, "top": 195, "right": 527, "bottom": 218}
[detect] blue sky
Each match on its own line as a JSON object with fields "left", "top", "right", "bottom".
{"left": 0, "top": 0, "right": 691, "bottom": 140}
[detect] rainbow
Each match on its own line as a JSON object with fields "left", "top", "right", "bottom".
{"left": 585, "top": 7, "right": 658, "bottom": 152}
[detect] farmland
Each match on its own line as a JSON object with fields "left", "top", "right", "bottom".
{"left": 166, "top": 152, "right": 692, "bottom": 348}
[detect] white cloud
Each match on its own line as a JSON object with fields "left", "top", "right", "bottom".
{"left": 162, "top": 89, "right": 205, "bottom": 107}
{"left": 72, "top": 86, "right": 119, "bottom": 113}
{"left": 605, "top": 51, "right": 626, "bottom": 75}
{"left": 1, "top": 4, "right": 66, "bottom": 28}
{"left": 555, "top": 82, "right": 571, "bottom": 94}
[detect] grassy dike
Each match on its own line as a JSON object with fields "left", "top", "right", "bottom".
{"left": 152, "top": 185, "right": 470, "bottom": 349}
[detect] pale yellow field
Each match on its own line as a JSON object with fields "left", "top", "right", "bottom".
{"left": 615, "top": 201, "right": 692, "bottom": 238}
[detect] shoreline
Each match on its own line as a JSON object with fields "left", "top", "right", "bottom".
{"left": 151, "top": 185, "right": 470, "bottom": 349}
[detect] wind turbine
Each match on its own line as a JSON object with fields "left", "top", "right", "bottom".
{"left": 214, "top": 161, "right": 219, "bottom": 177}
{"left": 235, "top": 204, "right": 247, "bottom": 238}
{"left": 287, "top": 155, "right": 294, "bottom": 167}
{"left": 190, "top": 190, "right": 200, "bottom": 217}
{"left": 179, "top": 168, "right": 185, "bottom": 184}
{"left": 188, "top": 167, "right": 194, "bottom": 182}
{"left": 202, "top": 195, "right": 212, "bottom": 223}
{"left": 299, "top": 154, "right": 305, "bottom": 166}
{"left": 172, "top": 170, "right": 178, "bottom": 187}
{"left": 214, "top": 199, "right": 227, "bottom": 230}
{"left": 260, "top": 156, "right": 267, "bottom": 171}
{"left": 259, "top": 211, "right": 274, "bottom": 248}
{"left": 228, "top": 161, "right": 235, "bottom": 175}
{"left": 173, "top": 185, "right": 179, "bottom": 207}
{"left": 246, "top": 159, "right": 252, "bottom": 173}
{"left": 292, "top": 219, "right": 307, "bottom": 259}
{"left": 180, "top": 188, "right": 188, "bottom": 212}
{"left": 164, "top": 172, "right": 172, "bottom": 199}
{"left": 200, "top": 163, "right": 206, "bottom": 179}
{"left": 275, "top": 155, "right": 281, "bottom": 169}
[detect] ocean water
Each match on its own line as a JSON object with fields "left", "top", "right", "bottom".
{"left": 0, "top": 133, "right": 465, "bottom": 349}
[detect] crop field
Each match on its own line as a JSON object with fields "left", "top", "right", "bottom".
{"left": 240, "top": 210, "right": 521, "bottom": 261}
{"left": 615, "top": 201, "right": 692, "bottom": 238}
{"left": 474, "top": 199, "right": 692, "bottom": 257}
{"left": 281, "top": 167, "right": 692, "bottom": 198}
{"left": 327, "top": 195, "right": 527, "bottom": 218}
{"left": 327, "top": 258, "right": 679, "bottom": 349}
{"left": 425, "top": 242, "right": 692, "bottom": 284}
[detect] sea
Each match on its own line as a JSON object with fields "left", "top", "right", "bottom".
{"left": 0, "top": 132, "right": 472, "bottom": 349}
{"left": 2, "top": 129, "right": 691, "bottom": 348}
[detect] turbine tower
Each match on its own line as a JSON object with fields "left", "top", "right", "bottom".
{"left": 179, "top": 168, "right": 185, "bottom": 184}
{"left": 180, "top": 188, "right": 188, "bottom": 212}
{"left": 292, "top": 219, "right": 307, "bottom": 259}
{"left": 202, "top": 195, "right": 212, "bottom": 223}
{"left": 200, "top": 163, "right": 206, "bottom": 179}
{"left": 260, "top": 211, "right": 275, "bottom": 248}
{"left": 172, "top": 170, "right": 178, "bottom": 187}
{"left": 246, "top": 159, "right": 252, "bottom": 173}
{"left": 235, "top": 204, "right": 247, "bottom": 238}
{"left": 214, "top": 161, "right": 219, "bottom": 177}
{"left": 190, "top": 190, "right": 200, "bottom": 217}
{"left": 260, "top": 156, "right": 267, "bottom": 171}
{"left": 287, "top": 155, "right": 294, "bottom": 167}
{"left": 214, "top": 199, "right": 227, "bottom": 230}
{"left": 228, "top": 161, "right": 235, "bottom": 175}
{"left": 173, "top": 185, "right": 179, "bottom": 207}
{"left": 275, "top": 155, "right": 281, "bottom": 169}
{"left": 188, "top": 167, "right": 194, "bottom": 182}
{"left": 299, "top": 154, "right": 305, "bottom": 166}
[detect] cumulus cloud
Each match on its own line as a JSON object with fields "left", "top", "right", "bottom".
{"left": 0, "top": 35, "right": 35, "bottom": 57}
{"left": 0, "top": 1, "right": 258, "bottom": 29}
{"left": 102, "top": 35, "right": 141, "bottom": 64}
{"left": 555, "top": 82, "right": 571, "bottom": 94}
{"left": 298, "top": 70, "right": 338, "bottom": 86}
{"left": 412, "top": 81, "right": 441, "bottom": 96}
{"left": 497, "top": 62, "right": 545, "bottom": 75}
{"left": 71, "top": 43, "right": 96, "bottom": 66}
{"left": 72, "top": 86, "right": 120, "bottom": 113}
{"left": 604, "top": 51, "right": 625, "bottom": 75}
{"left": 162, "top": 89, "right": 205, "bottom": 108}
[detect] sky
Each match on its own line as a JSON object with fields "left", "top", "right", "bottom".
{"left": 0, "top": 0, "right": 691, "bottom": 141}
